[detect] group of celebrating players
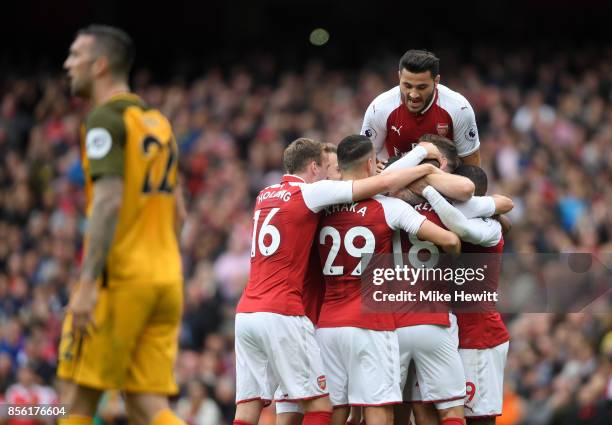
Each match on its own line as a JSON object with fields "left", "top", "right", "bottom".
{"left": 57, "top": 23, "right": 513, "bottom": 425}
{"left": 234, "top": 50, "right": 514, "bottom": 425}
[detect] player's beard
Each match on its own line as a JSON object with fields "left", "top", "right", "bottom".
{"left": 414, "top": 89, "right": 435, "bottom": 113}
{"left": 70, "top": 75, "right": 93, "bottom": 99}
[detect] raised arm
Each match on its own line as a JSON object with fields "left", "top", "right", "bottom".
{"left": 454, "top": 194, "right": 514, "bottom": 218}
{"left": 352, "top": 164, "right": 436, "bottom": 201}
{"left": 421, "top": 169, "right": 475, "bottom": 202}
{"left": 301, "top": 164, "right": 437, "bottom": 213}
{"left": 381, "top": 143, "right": 443, "bottom": 173}
{"left": 422, "top": 186, "right": 501, "bottom": 246}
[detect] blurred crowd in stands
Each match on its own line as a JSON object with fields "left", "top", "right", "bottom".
{"left": 0, "top": 46, "right": 610, "bottom": 424}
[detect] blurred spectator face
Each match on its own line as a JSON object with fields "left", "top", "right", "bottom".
{"left": 17, "top": 365, "right": 35, "bottom": 387}
{"left": 0, "top": 353, "right": 12, "bottom": 376}
{"left": 398, "top": 68, "right": 439, "bottom": 113}
{"left": 64, "top": 34, "right": 96, "bottom": 98}
{"left": 188, "top": 379, "right": 206, "bottom": 403}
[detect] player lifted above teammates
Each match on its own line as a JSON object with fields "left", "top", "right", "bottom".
{"left": 361, "top": 50, "right": 481, "bottom": 166}
{"left": 59, "top": 25, "right": 186, "bottom": 425}
{"left": 235, "top": 137, "right": 451, "bottom": 425}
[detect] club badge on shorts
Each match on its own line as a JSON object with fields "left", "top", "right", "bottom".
{"left": 317, "top": 375, "right": 327, "bottom": 390}
{"left": 436, "top": 123, "right": 449, "bottom": 136}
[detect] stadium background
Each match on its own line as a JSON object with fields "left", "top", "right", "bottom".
{"left": 1, "top": 0, "right": 611, "bottom": 423}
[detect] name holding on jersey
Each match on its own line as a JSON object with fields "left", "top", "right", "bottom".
{"left": 257, "top": 187, "right": 292, "bottom": 204}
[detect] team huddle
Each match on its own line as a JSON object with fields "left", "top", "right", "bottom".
{"left": 235, "top": 50, "right": 514, "bottom": 425}
{"left": 59, "top": 23, "right": 512, "bottom": 425}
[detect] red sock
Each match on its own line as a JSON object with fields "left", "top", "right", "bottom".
{"left": 234, "top": 420, "right": 254, "bottom": 425}
{"left": 441, "top": 419, "right": 465, "bottom": 425}
{"left": 304, "top": 411, "right": 332, "bottom": 425}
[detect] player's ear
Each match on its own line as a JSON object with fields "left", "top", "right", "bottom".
{"left": 92, "top": 55, "right": 109, "bottom": 78}
{"left": 434, "top": 74, "right": 441, "bottom": 85}
{"left": 310, "top": 160, "right": 319, "bottom": 176}
{"left": 440, "top": 157, "right": 448, "bottom": 172}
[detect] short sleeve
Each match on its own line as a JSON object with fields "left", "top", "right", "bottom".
{"left": 300, "top": 180, "right": 354, "bottom": 212}
{"left": 376, "top": 195, "right": 426, "bottom": 235}
{"left": 85, "top": 106, "right": 126, "bottom": 179}
{"left": 452, "top": 103, "right": 480, "bottom": 157}
{"left": 361, "top": 100, "right": 388, "bottom": 158}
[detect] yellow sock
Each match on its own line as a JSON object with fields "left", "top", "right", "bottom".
{"left": 57, "top": 416, "right": 93, "bottom": 425}
{"left": 151, "top": 408, "right": 186, "bottom": 425}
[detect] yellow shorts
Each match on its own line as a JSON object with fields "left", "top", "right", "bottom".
{"left": 57, "top": 281, "right": 182, "bottom": 394}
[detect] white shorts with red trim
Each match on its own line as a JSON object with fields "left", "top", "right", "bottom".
{"left": 460, "top": 341, "right": 509, "bottom": 418}
{"left": 315, "top": 327, "right": 402, "bottom": 407}
{"left": 235, "top": 312, "right": 328, "bottom": 404}
{"left": 398, "top": 314, "right": 465, "bottom": 409}
{"left": 274, "top": 387, "right": 304, "bottom": 414}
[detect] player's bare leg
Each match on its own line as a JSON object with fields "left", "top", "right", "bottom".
{"left": 235, "top": 399, "right": 266, "bottom": 425}
{"left": 57, "top": 378, "right": 77, "bottom": 407}
{"left": 330, "top": 406, "right": 349, "bottom": 425}
{"left": 124, "top": 392, "right": 186, "bottom": 425}
{"left": 301, "top": 395, "right": 333, "bottom": 413}
{"left": 437, "top": 405, "right": 465, "bottom": 425}
{"left": 364, "top": 406, "right": 394, "bottom": 425}
{"left": 58, "top": 384, "right": 102, "bottom": 424}
{"left": 277, "top": 412, "right": 304, "bottom": 425}
{"left": 394, "top": 403, "right": 412, "bottom": 425}
{"left": 348, "top": 406, "right": 363, "bottom": 425}
{"left": 299, "top": 396, "right": 333, "bottom": 425}
{"left": 411, "top": 403, "right": 438, "bottom": 425}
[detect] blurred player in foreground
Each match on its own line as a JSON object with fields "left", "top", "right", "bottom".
{"left": 58, "top": 25, "right": 186, "bottom": 425}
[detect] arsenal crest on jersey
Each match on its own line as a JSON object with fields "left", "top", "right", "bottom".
{"left": 436, "top": 123, "right": 449, "bottom": 136}
{"left": 317, "top": 375, "right": 327, "bottom": 390}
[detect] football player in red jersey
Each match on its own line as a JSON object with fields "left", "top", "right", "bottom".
{"left": 421, "top": 165, "right": 511, "bottom": 425}
{"left": 275, "top": 143, "right": 339, "bottom": 425}
{"left": 362, "top": 50, "right": 481, "bottom": 167}
{"left": 235, "top": 137, "right": 447, "bottom": 425}
{"left": 386, "top": 140, "right": 512, "bottom": 425}
{"left": 316, "top": 135, "right": 460, "bottom": 425}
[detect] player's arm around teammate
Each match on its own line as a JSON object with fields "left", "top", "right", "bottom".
{"left": 382, "top": 141, "right": 474, "bottom": 202}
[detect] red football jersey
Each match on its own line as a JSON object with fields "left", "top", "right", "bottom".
{"left": 394, "top": 201, "right": 453, "bottom": 328}
{"left": 361, "top": 84, "right": 480, "bottom": 160}
{"left": 302, "top": 244, "right": 326, "bottom": 325}
{"left": 236, "top": 175, "right": 353, "bottom": 316}
{"left": 316, "top": 195, "right": 425, "bottom": 331}
{"left": 455, "top": 238, "right": 510, "bottom": 349}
